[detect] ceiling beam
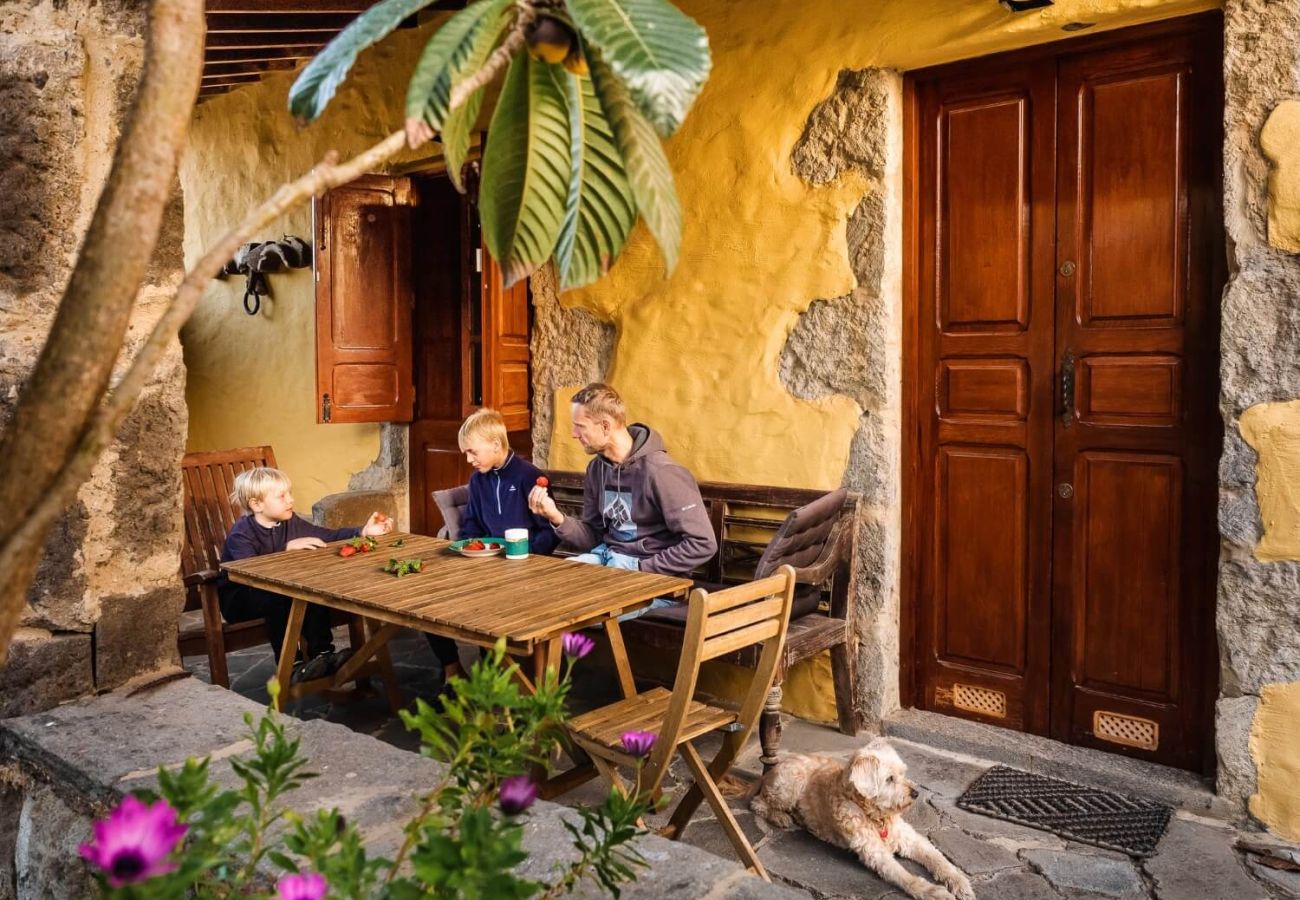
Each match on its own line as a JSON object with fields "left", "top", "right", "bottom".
{"left": 206, "top": 0, "right": 373, "bottom": 10}
{"left": 201, "top": 72, "right": 266, "bottom": 86}
{"left": 203, "top": 58, "right": 300, "bottom": 77}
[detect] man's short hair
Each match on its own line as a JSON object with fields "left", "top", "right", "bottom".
{"left": 459, "top": 407, "right": 510, "bottom": 451}
{"left": 571, "top": 383, "right": 627, "bottom": 426}
{"left": 230, "top": 467, "right": 291, "bottom": 515}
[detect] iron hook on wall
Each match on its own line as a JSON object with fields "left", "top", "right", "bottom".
{"left": 217, "top": 235, "right": 313, "bottom": 316}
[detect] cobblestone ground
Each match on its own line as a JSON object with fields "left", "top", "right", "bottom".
{"left": 184, "top": 626, "right": 1300, "bottom": 900}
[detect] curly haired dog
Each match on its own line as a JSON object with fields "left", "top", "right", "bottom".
{"left": 752, "top": 738, "right": 975, "bottom": 900}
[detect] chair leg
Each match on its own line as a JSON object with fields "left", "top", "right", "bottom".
{"left": 679, "top": 742, "right": 769, "bottom": 881}
{"left": 759, "top": 681, "right": 784, "bottom": 771}
{"left": 829, "top": 639, "right": 861, "bottom": 736}
{"left": 662, "top": 730, "right": 743, "bottom": 840}
{"left": 198, "top": 586, "right": 230, "bottom": 689}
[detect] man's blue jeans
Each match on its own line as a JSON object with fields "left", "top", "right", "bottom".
{"left": 571, "top": 544, "right": 679, "bottom": 621}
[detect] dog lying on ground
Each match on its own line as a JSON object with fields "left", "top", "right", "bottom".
{"left": 751, "top": 738, "right": 975, "bottom": 900}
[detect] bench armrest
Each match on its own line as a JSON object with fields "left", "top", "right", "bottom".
{"left": 182, "top": 569, "right": 221, "bottom": 588}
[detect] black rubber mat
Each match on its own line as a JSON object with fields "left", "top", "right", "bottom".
{"left": 956, "top": 765, "right": 1172, "bottom": 857}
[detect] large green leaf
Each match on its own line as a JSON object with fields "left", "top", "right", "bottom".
{"left": 588, "top": 50, "right": 680, "bottom": 273}
{"left": 479, "top": 54, "right": 572, "bottom": 287}
{"left": 290, "top": 0, "right": 439, "bottom": 122}
{"left": 566, "top": 0, "right": 710, "bottom": 138}
{"left": 404, "top": 0, "right": 502, "bottom": 132}
{"left": 440, "top": 0, "right": 515, "bottom": 191}
{"left": 556, "top": 69, "right": 637, "bottom": 290}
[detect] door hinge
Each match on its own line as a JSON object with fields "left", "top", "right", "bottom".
{"left": 475, "top": 248, "right": 483, "bottom": 273}
{"left": 322, "top": 393, "right": 332, "bottom": 423}
{"left": 1060, "top": 350, "right": 1076, "bottom": 428}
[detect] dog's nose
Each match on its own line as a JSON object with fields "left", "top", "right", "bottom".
{"left": 909, "top": 786, "right": 919, "bottom": 799}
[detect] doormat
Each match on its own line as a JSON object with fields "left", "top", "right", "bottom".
{"left": 955, "top": 765, "right": 1172, "bottom": 857}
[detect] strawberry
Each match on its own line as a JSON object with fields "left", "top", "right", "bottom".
{"left": 536, "top": 476, "right": 550, "bottom": 488}
{"left": 360, "top": 543, "right": 372, "bottom": 552}
{"left": 339, "top": 545, "right": 357, "bottom": 558}
{"left": 375, "top": 512, "right": 388, "bottom": 522}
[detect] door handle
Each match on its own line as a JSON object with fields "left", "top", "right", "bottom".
{"left": 1060, "top": 351, "right": 1075, "bottom": 427}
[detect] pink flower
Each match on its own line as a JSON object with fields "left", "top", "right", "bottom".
{"left": 277, "top": 871, "right": 329, "bottom": 900}
{"left": 561, "top": 632, "right": 595, "bottom": 660}
{"left": 498, "top": 775, "right": 539, "bottom": 815}
{"left": 621, "top": 730, "right": 657, "bottom": 758}
{"left": 78, "top": 795, "right": 187, "bottom": 887}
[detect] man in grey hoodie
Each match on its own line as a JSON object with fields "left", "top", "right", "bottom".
{"left": 529, "top": 383, "right": 717, "bottom": 590}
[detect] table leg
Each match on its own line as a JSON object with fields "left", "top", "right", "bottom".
{"left": 604, "top": 618, "right": 637, "bottom": 699}
{"left": 273, "top": 599, "right": 307, "bottom": 711}
{"left": 332, "top": 622, "right": 399, "bottom": 686}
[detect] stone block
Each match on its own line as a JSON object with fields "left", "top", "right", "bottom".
{"left": 93, "top": 587, "right": 184, "bottom": 691}
{"left": 0, "top": 780, "right": 20, "bottom": 900}
{"left": 928, "top": 827, "right": 1021, "bottom": 875}
{"left": 1217, "top": 557, "right": 1300, "bottom": 695}
{"left": 1215, "top": 695, "right": 1260, "bottom": 808}
{"left": 1144, "top": 817, "right": 1266, "bottom": 900}
{"left": 0, "top": 628, "right": 92, "bottom": 718}
{"left": 312, "top": 489, "right": 397, "bottom": 530}
{"left": 971, "top": 869, "right": 1057, "bottom": 900}
{"left": 1020, "top": 848, "right": 1144, "bottom": 898}
{"left": 13, "top": 783, "right": 95, "bottom": 900}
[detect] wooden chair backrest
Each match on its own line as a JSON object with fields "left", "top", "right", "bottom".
{"left": 646, "top": 566, "right": 796, "bottom": 784}
{"left": 180, "top": 446, "right": 277, "bottom": 597}
{"left": 432, "top": 484, "right": 470, "bottom": 540}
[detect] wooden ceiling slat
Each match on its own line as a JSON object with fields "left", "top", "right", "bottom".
{"left": 206, "top": 13, "right": 358, "bottom": 33}
{"left": 201, "top": 72, "right": 266, "bottom": 86}
{"left": 206, "top": 0, "right": 372, "bottom": 11}
{"left": 206, "top": 31, "right": 344, "bottom": 49}
{"left": 203, "top": 59, "right": 300, "bottom": 77}
{"left": 205, "top": 45, "right": 324, "bottom": 63}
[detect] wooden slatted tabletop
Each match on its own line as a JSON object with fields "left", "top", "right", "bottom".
{"left": 220, "top": 533, "right": 691, "bottom": 653}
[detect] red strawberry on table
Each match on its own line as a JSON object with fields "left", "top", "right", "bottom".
{"left": 536, "top": 476, "right": 549, "bottom": 488}
{"left": 339, "top": 545, "right": 357, "bottom": 558}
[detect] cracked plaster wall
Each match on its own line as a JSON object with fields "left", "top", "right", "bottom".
{"left": 0, "top": 0, "right": 189, "bottom": 712}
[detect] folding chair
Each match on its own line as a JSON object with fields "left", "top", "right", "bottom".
{"left": 568, "top": 565, "right": 796, "bottom": 881}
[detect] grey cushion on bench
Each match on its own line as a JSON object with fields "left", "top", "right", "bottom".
{"left": 640, "top": 487, "right": 849, "bottom": 625}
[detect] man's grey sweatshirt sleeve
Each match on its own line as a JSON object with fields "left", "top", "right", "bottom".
{"left": 639, "top": 465, "right": 717, "bottom": 576}
{"left": 554, "top": 468, "right": 603, "bottom": 551}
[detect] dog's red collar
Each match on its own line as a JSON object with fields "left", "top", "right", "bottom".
{"left": 878, "top": 826, "right": 888, "bottom": 840}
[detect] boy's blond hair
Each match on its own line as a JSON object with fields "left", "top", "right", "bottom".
{"left": 571, "top": 383, "right": 626, "bottom": 426}
{"left": 230, "top": 467, "right": 291, "bottom": 515}
{"left": 458, "top": 408, "right": 510, "bottom": 451}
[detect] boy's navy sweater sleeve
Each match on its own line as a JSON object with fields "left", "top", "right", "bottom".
{"left": 289, "top": 515, "right": 361, "bottom": 543}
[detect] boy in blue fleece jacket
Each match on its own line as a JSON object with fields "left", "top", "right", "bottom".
{"left": 430, "top": 408, "right": 558, "bottom": 680}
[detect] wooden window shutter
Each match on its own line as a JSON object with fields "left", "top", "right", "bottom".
{"left": 480, "top": 249, "right": 531, "bottom": 433}
{"left": 314, "top": 174, "right": 415, "bottom": 424}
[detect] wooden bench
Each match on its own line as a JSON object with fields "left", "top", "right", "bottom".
{"left": 547, "top": 473, "right": 862, "bottom": 768}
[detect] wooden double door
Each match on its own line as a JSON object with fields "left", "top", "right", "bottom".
{"left": 904, "top": 15, "right": 1223, "bottom": 772}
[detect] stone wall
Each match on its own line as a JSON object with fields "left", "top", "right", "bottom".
{"left": 1216, "top": 0, "right": 1300, "bottom": 828}
{"left": 782, "top": 69, "right": 904, "bottom": 723}
{"left": 0, "top": 1, "right": 188, "bottom": 714}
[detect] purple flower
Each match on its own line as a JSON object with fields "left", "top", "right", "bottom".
{"left": 78, "top": 795, "right": 187, "bottom": 887}
{"left": 498, "top": 775, "right": 539, "bottom": 815}
{"left": 277, "top": 871, "right": 328, "bottom": 900}
{"left": 621, "top": 730, "right": 657, "bottom": 758}
{"left": 562, "top": 632, "right": 595, "bottom": 660}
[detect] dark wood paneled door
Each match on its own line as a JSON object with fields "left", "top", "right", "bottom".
{"left": 906, "top": 15, "right": 1223, "bottom": 772}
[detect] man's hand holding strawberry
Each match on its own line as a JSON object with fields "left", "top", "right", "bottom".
{"left": 362, "top": 511, "right": 393, "bottom": 537}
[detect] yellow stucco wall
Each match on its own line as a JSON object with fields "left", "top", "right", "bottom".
{"left": 1250, "top": 681, "right": 1300, "bottom": 841}
{"left": 180, "top": 20, "right": 447, "bottom": 510}
{"left": 1239, "top": 400, "right": 1300, "bottom": 560}
{"left": 1260, "top": 100, "right": 1300, "bottom": 254}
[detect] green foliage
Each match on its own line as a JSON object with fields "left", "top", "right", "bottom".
{"left": 86, "top": 639, "right": 652, "bottom": 900}
{"left": 289, "top": 0, "right": 441, "bottom": 122}
{"left": 565, "top": 0, "right": 710, "bottom": 138}
{"left": 479, "top": 53, "right": 573, "bottom": 287}
{"left": 293, "top": 0, "right": 711, "bottom": 290}
{"left": 383, "top": 557, "right": 424, "bottom": 577}
{"left": 555, "top": 55, "right": 637, "bottom": 290}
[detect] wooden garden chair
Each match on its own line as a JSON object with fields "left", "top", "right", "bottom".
{"left": 567, "top": 565, "right": 797, "bottom": 881}
{"left": 179, "top": 446, "right": 378, "bottom": 702}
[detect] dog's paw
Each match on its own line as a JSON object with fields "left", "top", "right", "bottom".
{"left": 944, "top": 874, "right": 975, "bottom": 900}
{"left": 915, "top": 883, "right": 955, "bottom": 900}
